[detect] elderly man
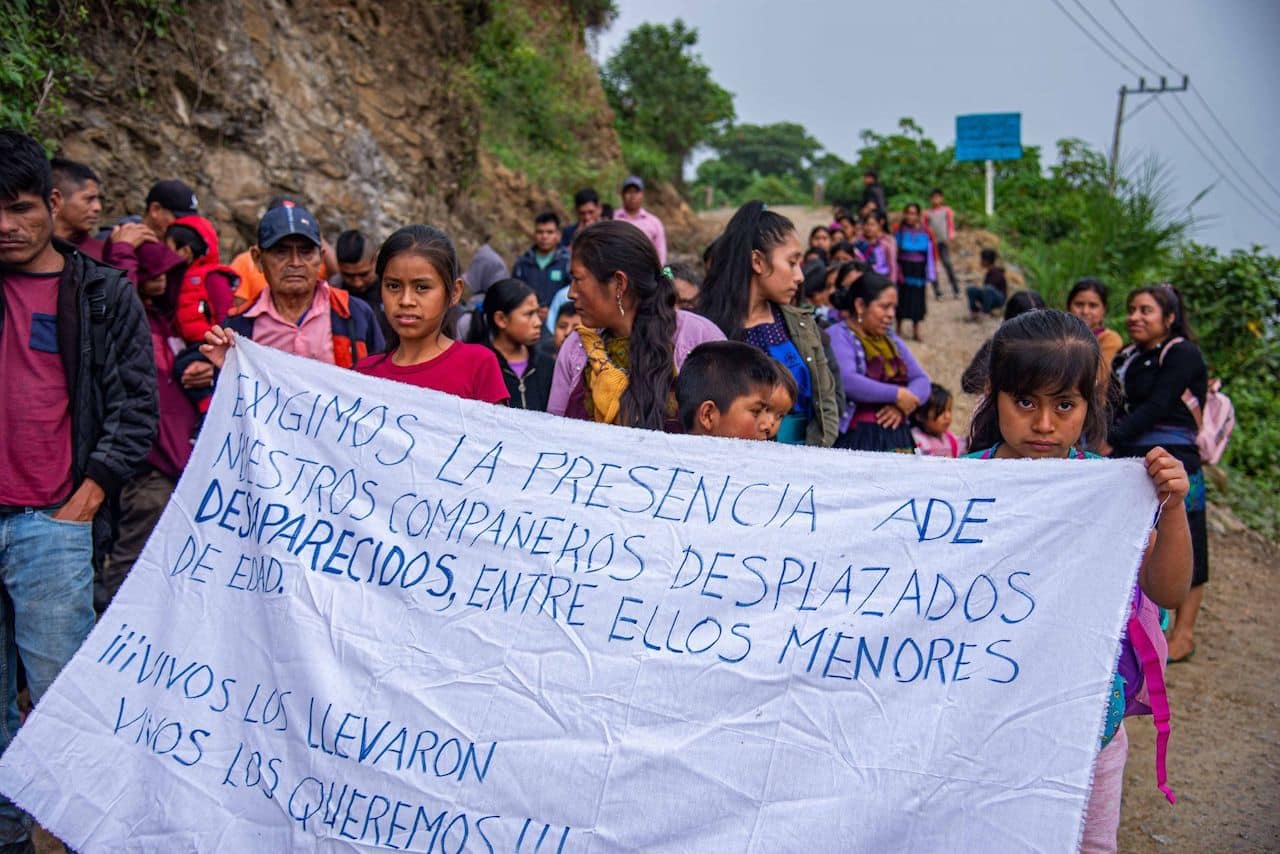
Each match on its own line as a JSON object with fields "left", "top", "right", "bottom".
{"left": 0, "top": 130, "right": 157, "bottom": 852}
{"left": 200, "top": 204, "right": 383, "bottom": 369}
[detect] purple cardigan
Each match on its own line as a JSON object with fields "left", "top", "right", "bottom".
{"left": 548, "top": 310, "right": 725, "bottom": 422}
{"left": 827, "top": 322, "right": 931, "bottom": 432}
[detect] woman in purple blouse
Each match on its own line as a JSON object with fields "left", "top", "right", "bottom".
{"left": 827, "top": 273, "right": 931, "bottom": 452}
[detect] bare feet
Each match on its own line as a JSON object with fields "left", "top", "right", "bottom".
{"left": 1167, "top": 633, "right": 1195, "bottom": 662}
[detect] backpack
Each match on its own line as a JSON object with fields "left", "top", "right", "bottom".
{"left": 1191, "top": 379, "right": 1235, "bottom": 465}
{"left": 1119, "top": 336, "right": 1234, "bottom": 465}
{"left": 1114, "top": 586, "right": 1176, "bottom": 803}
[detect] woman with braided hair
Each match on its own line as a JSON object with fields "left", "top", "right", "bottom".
{"left": 547, "top": 220, "right": 723, "bottom": 431}
{"left": 698, "top": 201, "right": 843, "bottom": 446}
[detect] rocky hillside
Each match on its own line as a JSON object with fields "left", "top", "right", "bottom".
{"left": 48, "top": 0, "right": 690, "bottom": 259}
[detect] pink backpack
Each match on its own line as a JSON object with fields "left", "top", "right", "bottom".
{"left": 1124, "top": 587, "right": 1176, "bottom": 803}
{"left": 1188, "top": 378, "right": 1235, "bottom": 465}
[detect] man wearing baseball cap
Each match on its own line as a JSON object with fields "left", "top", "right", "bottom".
{"left": 142, "top": 179, "right": 198, "bottom": 237}
{"left": 611, "top": 175, "right": 667, "bottom": 264}
{"left": 197, "top": 204, "right": 383, "bottom": 371}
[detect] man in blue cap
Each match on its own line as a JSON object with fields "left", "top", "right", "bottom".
{"left": 611, "top": 175, "right": 667, "bottom": 264}
{"left": 198, "top": 205, "right": 383, "bottom": 370}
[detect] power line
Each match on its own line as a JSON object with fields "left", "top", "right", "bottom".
{"left": 1046, "top": 0, "right": 1140, "bottom": 78}
{"left": 1169, "top": 94, "right": 1280, "bottom": 220}
{"left": 1108, "top": 0, "right": 1184, "bottom": 76}
{"left": 1153, "top": 98, "right": 1280, "bottom": 229}
{"left": 1104, "top": 1, "right": 1280, "bottom": 205}
{"left": 1190, "top": 86, "right": 1280, "bottom": 201}
{"left": 1070, "top": 0, "right": 1163, "bottom": 77}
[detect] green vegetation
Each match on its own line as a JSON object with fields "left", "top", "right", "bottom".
{"left": 693, "top": 121, "right": 838, "bottom": 208}
{"left": 1, "top": 0, "right": 183, "bottom": 144}
{"left": 1167, "top": 246, "right": 1280, "bottom": 536}
{"left": 601, "top": 20, "right": 734, "bottom": 184}
{"left": 468, "top": 0, "right": 623, "bottom": 197}
{"left": 840, "top": 117, "right": 1276, "bottom": 535}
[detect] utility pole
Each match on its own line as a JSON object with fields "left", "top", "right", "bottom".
{"left": 1110, "top": 75, "right": 1189, "bottom": 192}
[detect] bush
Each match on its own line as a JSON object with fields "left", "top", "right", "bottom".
{"left": 841, "top": 116, "right": 1278, "bottom": 536}
{"left": 1, "top": 0, "right": 184, "bottom": 143}
{"left": 1167, "top": 243, "right": 1280, "bottom": 535}
{"left": 468, "top": 0, "right": 620, "bottom": 194}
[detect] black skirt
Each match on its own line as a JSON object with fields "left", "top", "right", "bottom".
{"left": 897, "top": 283, "right": 927, "bottom": 322}
{"left": 835, "top": 422, "right": 917, "bottom": 453}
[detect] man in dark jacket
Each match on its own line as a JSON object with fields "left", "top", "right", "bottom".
{"left": 860, "top": 169, "right": 887, "bottom": 215}
{"left": 332, "top": 228, "right": 390, "bottom": 341}
{"left": 0, "top": 129, "right": 157, "bottom": 851}
{"left": 559, "top": 188, "right": 602, "bottom": 248}
{"left": 512, "top": 211, "right": 571, "bottom": 311}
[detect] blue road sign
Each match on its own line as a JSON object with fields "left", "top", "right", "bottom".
{"left": 956, "top": 113, "right": 1022, "bottom": 162}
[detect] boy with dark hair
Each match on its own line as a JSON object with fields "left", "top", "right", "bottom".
{"left": 165, "top": 215, "right": 238, "bottom": 347}
{"left": 512, "top": 211, "right": 571, "bottom": 309}
{"left": 0, "top": 129, "right": 157, "bottom": 850}
{"left": 49, "top": 157, "right": 104, "bottom": 260}
{"left": 332, "top": 228, "right": 389, "bottom": 339}
{"left": 675, "top": 341, "right": 783, "bottom": 440}
{"left": 860, "top": 168, "right": 886, "bottom": 214}
{"left": 669, "top": 261, "right": 702, "bottom": 311}
{"left": 552, "top": 300, "right": 578, "bottom": 351}
{"left": 560, "top": 188, "right": 601, "bottom": 247}
{"left": 966, "top": 247, "right": 1008, "bottom": 320}
{"left": 926, "top": 188, "right": 958, "bottom": 298}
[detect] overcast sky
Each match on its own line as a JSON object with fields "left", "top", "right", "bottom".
{"left": 595, "top": 0, "right": 1280, "bottom": 252}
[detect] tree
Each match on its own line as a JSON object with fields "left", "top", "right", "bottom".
{"left": 602, "top": 20, "right": 734, "bottom": 183}
{"left": 711, "top": 122, "right": 821, "bottom": 185}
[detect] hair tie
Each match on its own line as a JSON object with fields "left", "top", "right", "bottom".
{"left": 661, "top": 265, "right": 673, "bottom": 281}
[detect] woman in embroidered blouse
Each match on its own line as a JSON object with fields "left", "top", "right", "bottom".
{"left": 547, "top": 220, "right": 723, "bottom": 430}
{"left": 697, "top": 201, "right": 843, "bottom": 447}
{"left": 828, "top": 272, "right": 931, "bottom": 452}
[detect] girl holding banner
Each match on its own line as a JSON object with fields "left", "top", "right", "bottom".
{"left": 966, "top": 309, "right": 1192, "bottom": 854}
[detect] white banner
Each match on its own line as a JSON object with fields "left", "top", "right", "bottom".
{"left": 0, "top": 339, "right": 1156, "bottom": 852}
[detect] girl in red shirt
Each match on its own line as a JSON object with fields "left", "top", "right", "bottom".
{"left": 355, "top": 225, "right": 508, "bottom": 404}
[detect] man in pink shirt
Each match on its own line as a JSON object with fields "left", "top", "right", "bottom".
{"left": 611, "top": 175, "right": 667, "bottom": 264}
{"left": 211, "top": 205, "right": 384, "bottom": 369}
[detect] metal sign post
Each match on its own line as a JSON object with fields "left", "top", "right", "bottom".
{"left": 956, "top": 113, "right": 1022, "bottom": 217}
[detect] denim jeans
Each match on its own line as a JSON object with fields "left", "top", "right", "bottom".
{"left": 936, "top": 241, "right": 959, "bottom": 295}
{"left": 966, "top": 284, "right": 1006, "bottom": 315}
{"left": 0, "top": 509, "right": 96, "bottom": 844}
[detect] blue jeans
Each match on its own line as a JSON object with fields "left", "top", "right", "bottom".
{"left": 0, "top": 509, "right": 96, "bottom": 843}
{"left": 967, "top": 284, "right": 1006, "bottom": 315}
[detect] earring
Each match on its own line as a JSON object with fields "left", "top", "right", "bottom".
{"left": 617, "top": 294, "right": 626, "bottom": 317}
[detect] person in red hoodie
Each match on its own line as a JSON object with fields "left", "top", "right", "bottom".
{"left": 164, "top": 214, "right": 239, "bottom": 343}
{"left": 97, "top": 240, "right": 200, "bottom": 610}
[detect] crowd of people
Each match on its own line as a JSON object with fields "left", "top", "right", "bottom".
{"left": 0, "top": 129, "right": 1214, "bottom": 853}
